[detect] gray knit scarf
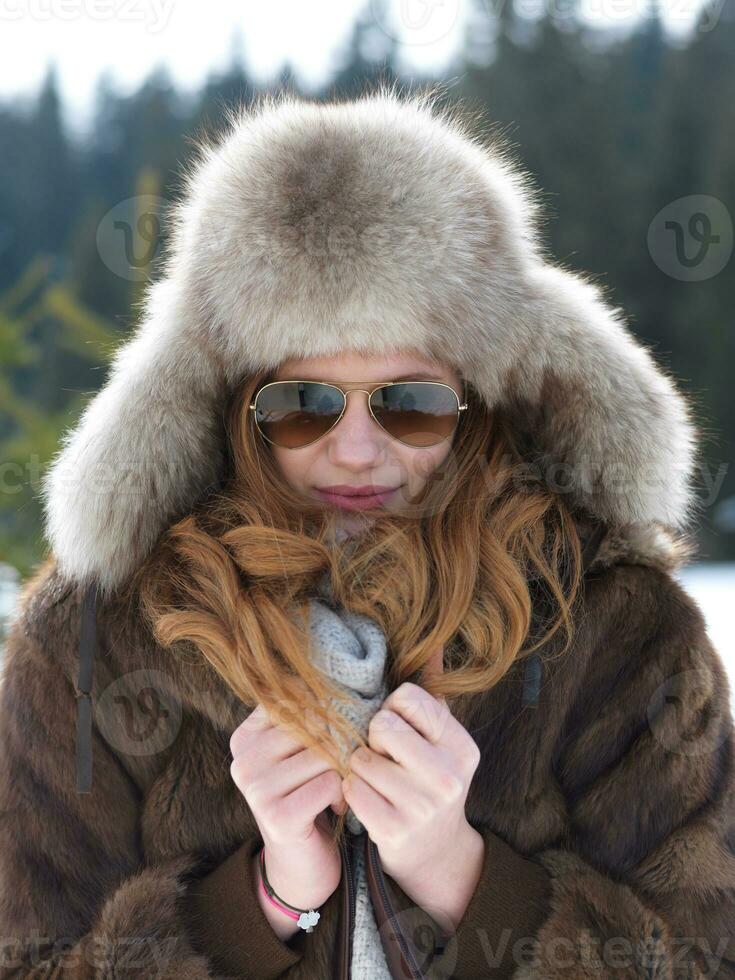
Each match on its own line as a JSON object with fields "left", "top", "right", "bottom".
{"left": 305, "top": 536, "right": 393, "bottom": 979}
{"left": 307, "top": 569, "right": 389, "bottom": 836}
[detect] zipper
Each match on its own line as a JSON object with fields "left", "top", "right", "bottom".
{"left": 336, "top": 830, "right": 358, "bottom": 980}
{"left": 365, "top": 836, "right": 428, "bottom": 980}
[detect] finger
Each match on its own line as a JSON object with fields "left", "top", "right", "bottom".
{"left": 280, "top": 769, "right": 345, "bottom": 828}
{"left": 425, "top": 645, "right": 445, "bottom": 695}
{"left": 266, "top": 747, "right": 338, "bottom": 799}
{"left": 242, "top": 702, "right": 271, "bottom": 729}
{"left": 382, "top": 682, "right": 454, "bottom": 744}
{"left": 231, "top": 704, "right": 311, "bottom": 762}
{"left": 367, "top": 707, "right": 438, "bottom": 773}
{"left": 348, "top": 746, "right": 409, "bottom": 805}
{"left": 229, "top": 704, "right": 271, "bottom": 758}
{"left": 342, "top": 771, "right": 398, "bottom": 835}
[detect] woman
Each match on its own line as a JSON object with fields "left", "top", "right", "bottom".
{"left": 1, "top": 85, "right": 732, "bottom": 979}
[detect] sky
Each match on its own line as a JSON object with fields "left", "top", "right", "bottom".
{"left": 0, "top": 0, "right": 716, "bottom": 139}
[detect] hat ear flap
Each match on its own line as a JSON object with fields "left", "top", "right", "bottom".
{"left": 41, "top": 279, "right": 228, "bottom": 598}
{"left": 498, "top": 263, "right": 700, "bottom": 530}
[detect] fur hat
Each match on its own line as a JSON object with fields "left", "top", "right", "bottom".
{"left": 41, "top": 84, "right": 700, "bottom": 597}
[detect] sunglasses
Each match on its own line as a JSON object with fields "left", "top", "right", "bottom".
{"left": 249, "top": 379, "right": 468, "bottom": 450}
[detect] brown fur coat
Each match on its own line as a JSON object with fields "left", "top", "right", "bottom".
{"left": 0, "top": 519, "right": 733, "bottom": 979}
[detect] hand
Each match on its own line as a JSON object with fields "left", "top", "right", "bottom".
{"left": 230, "top": 703, "right": 345, "bottom": 938}
{"left": 342, "top": 650, "right": 485, "bottom": 927}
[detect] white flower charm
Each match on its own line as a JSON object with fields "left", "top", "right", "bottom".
{"left": 297, "top": 909, "right": 320, "bottom": 932}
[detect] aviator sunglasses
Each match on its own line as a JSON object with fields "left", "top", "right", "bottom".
{"left": 249, "top": 378, "right": 468, "bottom": 450}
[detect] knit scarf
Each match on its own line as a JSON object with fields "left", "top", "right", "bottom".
{"left": 304, "top": 526, "right": 393, "bottom": 979}
{"left": 307, "top": 568, "right": 389, "bottom": 835}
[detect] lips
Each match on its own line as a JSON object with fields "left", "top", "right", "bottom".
{"left": 317, "top": 484, "right": 397, "bottom": 496}
{"left": 314, "top": 486, "right": 400, "bottom": 511}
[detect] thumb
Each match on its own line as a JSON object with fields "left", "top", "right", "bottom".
{"left": 425, "top": 645, "right": 446, "bottom": 703}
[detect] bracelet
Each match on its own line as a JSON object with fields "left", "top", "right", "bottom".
{"left": 258, "top": 845, "right": 322, "bottom": 932}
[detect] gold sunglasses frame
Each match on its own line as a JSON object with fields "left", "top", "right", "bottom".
{"left": 249, "top": 379, "right": 468, "bottom": 450}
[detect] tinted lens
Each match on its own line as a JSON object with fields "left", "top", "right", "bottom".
{"left": 254, "top": 382, "right": 344, "bottom": 448}
{"left": 370, "top": 383, "right": 459, "bottom": 447}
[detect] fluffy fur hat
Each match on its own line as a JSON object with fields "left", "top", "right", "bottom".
{"left": 41, "top": 84, "right": 700, "bottom": 597}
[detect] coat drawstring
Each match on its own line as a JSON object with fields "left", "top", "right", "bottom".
{"left": 520, "top": 518, "right": 607, "bottom": 710}
{"left": 522, "top": 653, "right": 542, "bottom": 708}
{"left": 73, "top": 478, "right": 229, "bottom": 794}
{"left": 75, "top": 582, "right": 97, "bottom": 794}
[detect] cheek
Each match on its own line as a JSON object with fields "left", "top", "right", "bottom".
{"left": 271, "top": 446, "right": 319, "bottom": 490}
{"left": 400, "top": 442, "right": 453, "bottom": 484}
{"left": 433, "top": 441, "right": 454, "bottom": 469}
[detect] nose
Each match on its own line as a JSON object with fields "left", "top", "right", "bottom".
{"left": 325, "top": 389, "right": 388, "bottom": 465}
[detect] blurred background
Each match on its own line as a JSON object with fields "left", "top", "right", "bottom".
{"left": 1, "top": 0, "right": 733, "bottom": 685}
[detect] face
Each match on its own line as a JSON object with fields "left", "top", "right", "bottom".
{"left": 262, "top": 349, "right": 464, "bottom": 532}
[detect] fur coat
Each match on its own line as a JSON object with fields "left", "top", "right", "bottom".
{"left": 0, "top": 86, "right": 733, "bottom": 979}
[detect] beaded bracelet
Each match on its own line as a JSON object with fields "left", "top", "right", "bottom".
{"left": 258, "top": 845, "right": 322, "bottom": 932}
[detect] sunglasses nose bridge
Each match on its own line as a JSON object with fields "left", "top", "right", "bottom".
{"left": 341, "top": 386, "right": 372, "bottom": 401}
{"left": 337, "top": 387, "right": 379, "bottom": 430}
{"left": 326, "top": 386, "right": 407, "bottom": 447}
